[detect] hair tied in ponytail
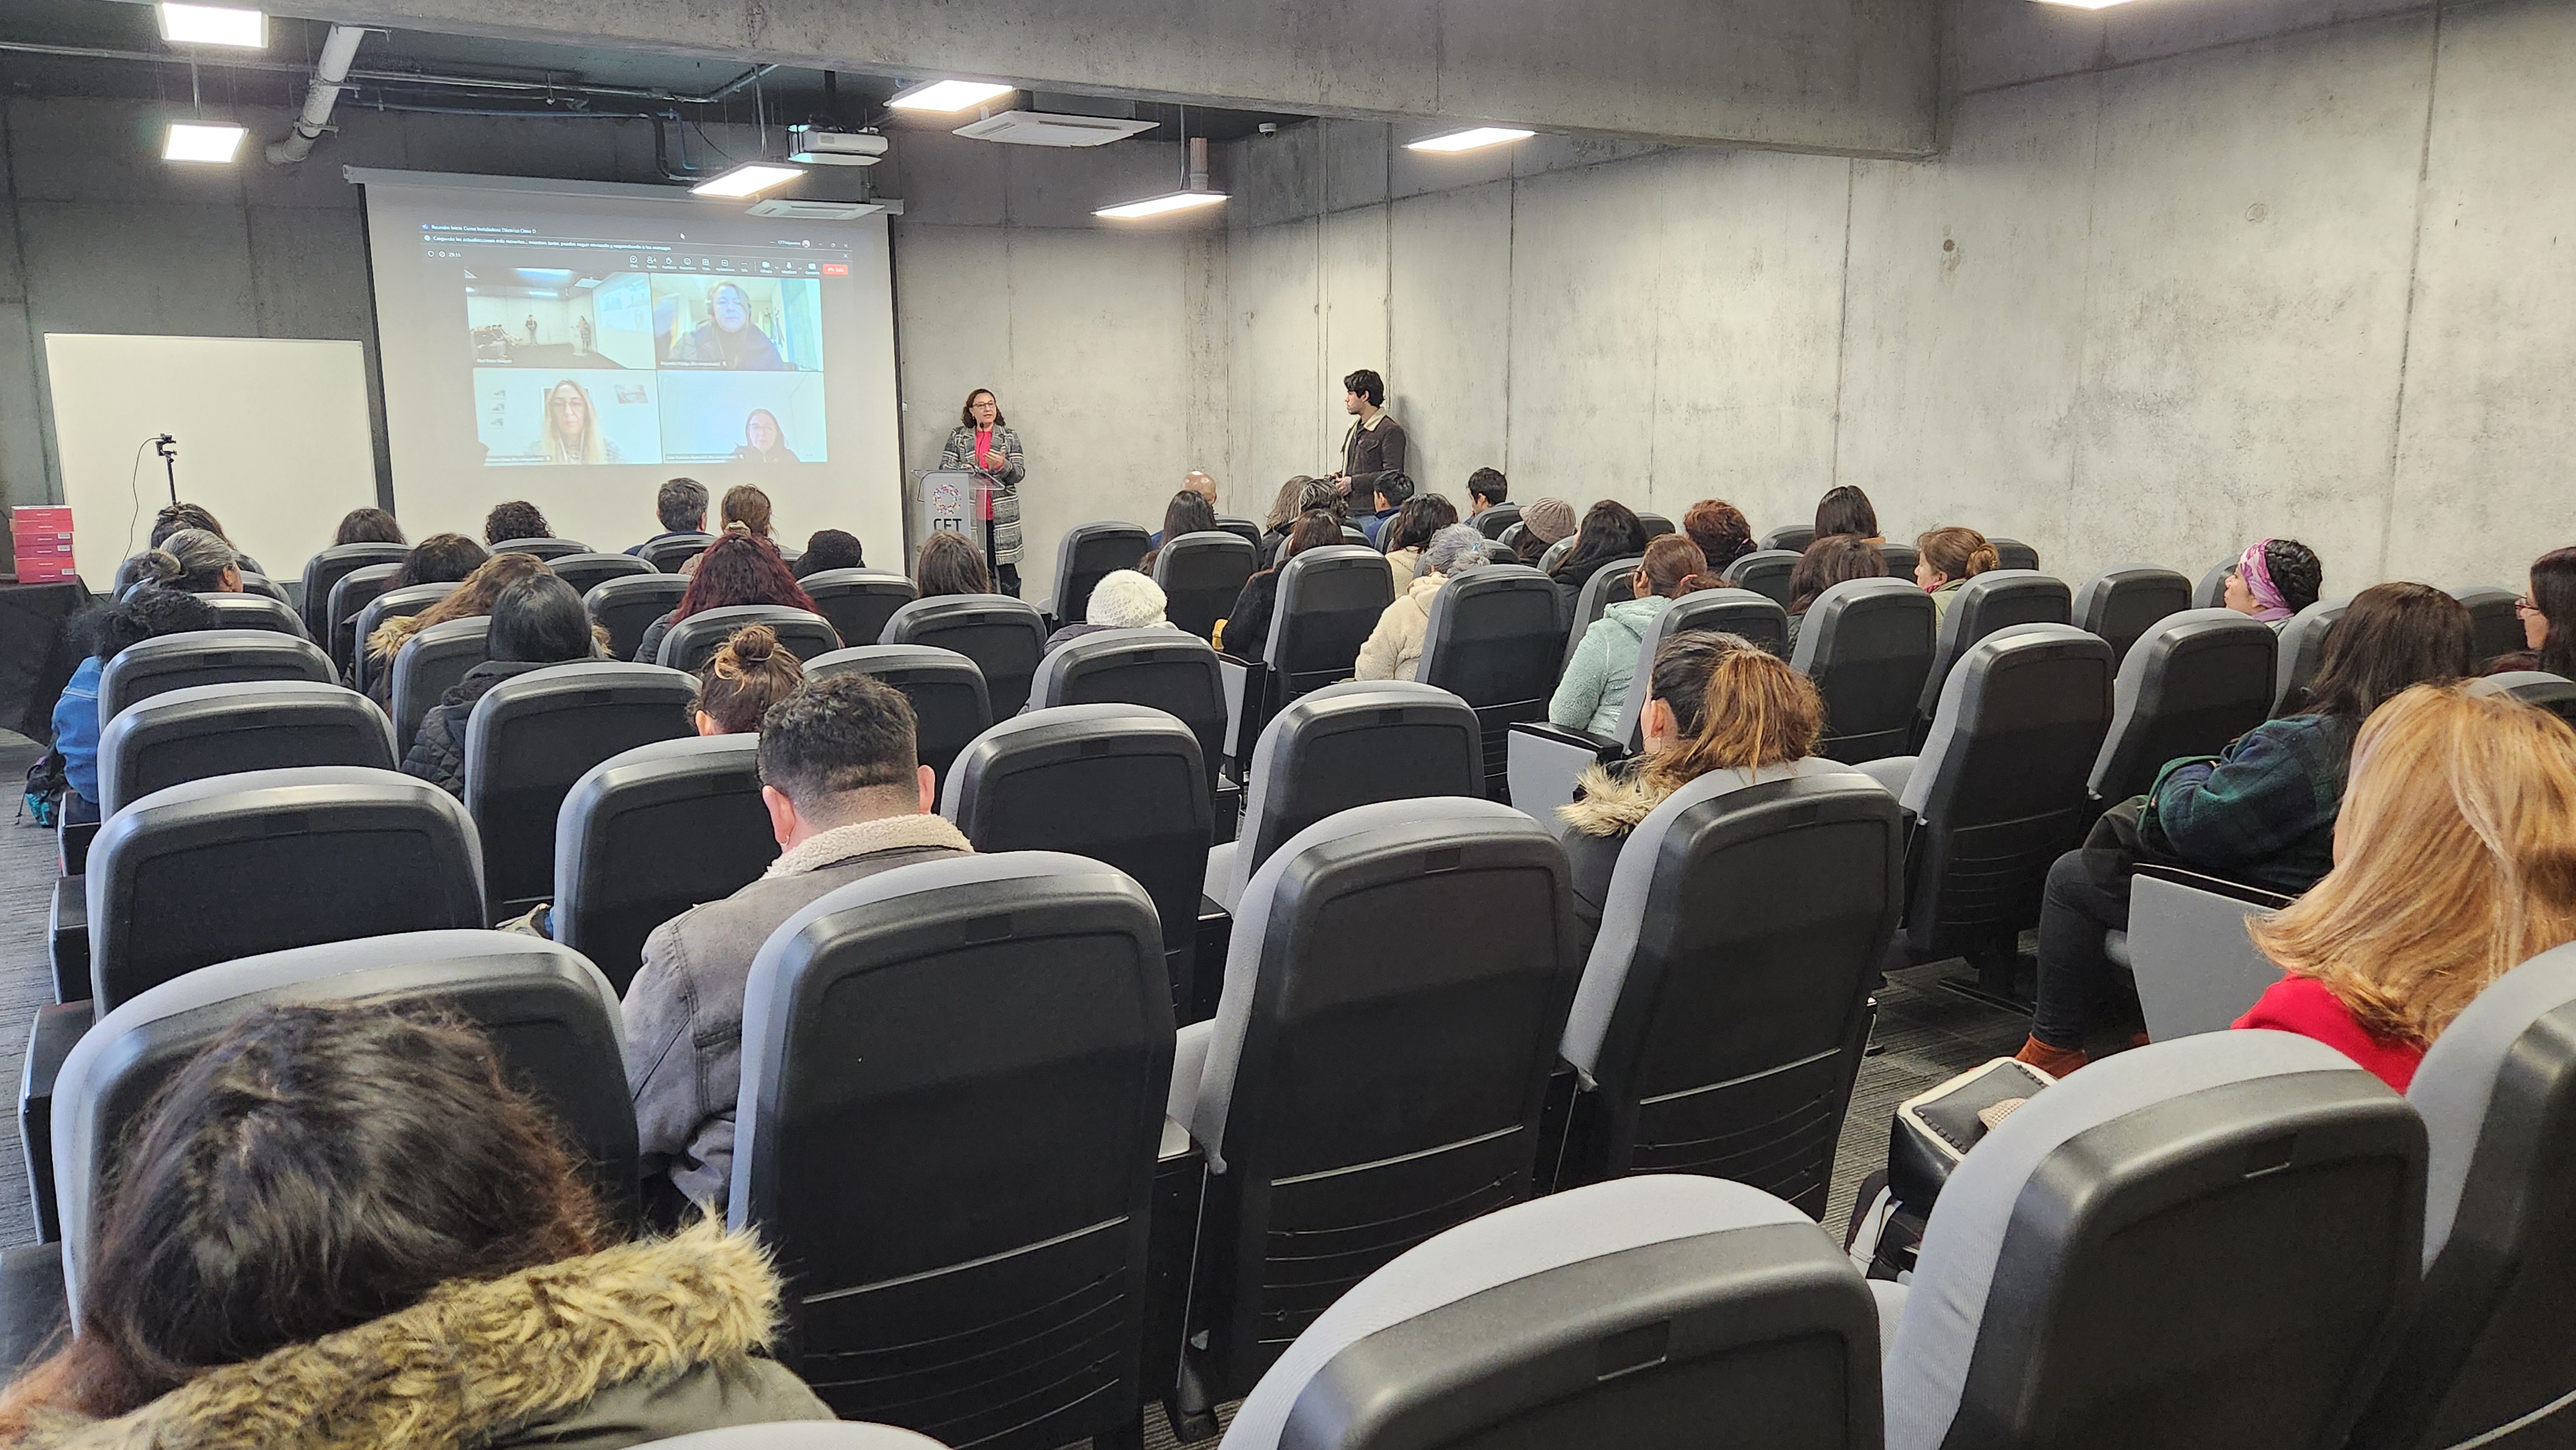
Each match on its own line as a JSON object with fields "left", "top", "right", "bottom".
{"left": 140, "top": 549, "right": 182, "bottom": 585}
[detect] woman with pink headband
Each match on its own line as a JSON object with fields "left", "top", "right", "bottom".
{"left": 2222, "top": 538, "right": 2324, "bottom": 625}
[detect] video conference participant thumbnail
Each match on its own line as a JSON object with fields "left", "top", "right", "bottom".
{"left": 479, "top": 373, "right": 664, "bottom": 466}
{"left": 657, "top": 372, "right": 828, "bottom": 466}
{"left": 653, "top": 276, "right": 822, "bottom": 373}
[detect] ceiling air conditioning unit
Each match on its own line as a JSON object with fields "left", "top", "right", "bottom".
{"left": 746, "top": 198, "right": 884, "bottom": 220}
{"left": 789, "top": 126, "right": 889, "bottom": 166}
{"left": 953, "top": 110, "right": 1155, "bottom": 147}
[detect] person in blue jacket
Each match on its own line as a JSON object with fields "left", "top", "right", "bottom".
{"left": 53, "top": 586, "right": 222, "bottom": 822}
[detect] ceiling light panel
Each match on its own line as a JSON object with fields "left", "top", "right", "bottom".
{"left": 1406, "top": 126, "right": 1536, "bottom": 153}
{"left": 690, "top": 162, "right": 804, "bottom": 198}
{"left": 888, "top": 80, "right": 1017, "bottom": 113}
{"left": 1094, "top": 190, "right": 1227, "bottom": 220}
{"left": 164, "top": 121, "right": 247, "bottom": 162}
{"left": 159, "top": 3, "right": 267, "bottom": 48}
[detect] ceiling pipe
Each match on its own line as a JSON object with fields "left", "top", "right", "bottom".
{"left": 0, "top": 40, "right": 776, "bottom": 110}
{"left": 267, "top": 23, "right": 366, "bottom": 164}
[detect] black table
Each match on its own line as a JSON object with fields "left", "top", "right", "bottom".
{"left": 0, "top": 581, "right": 94, "bottom": 744}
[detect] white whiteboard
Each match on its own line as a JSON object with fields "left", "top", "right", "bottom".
{"left": 43, "top": 334, "right": 378, "bottom": 590}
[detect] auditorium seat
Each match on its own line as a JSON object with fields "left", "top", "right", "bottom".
{"left": 1417, "top": 565, "right": 1565, "bottom": 799}
{"left": 325, "top": 561, "right": 402, "bottom": 672}
{"left": 350, "top": 581, "right": 457, "bottom": 697}
{"left": 1166, "top": 799, "right": 1581, "bottom": 1413}
{"left": 636, "top": 1429, "right": 952, "bottom": 1450}
{"left": 641, "top": 532, "right": 715, "bottom": 573}
{"left": 1792, "top": 578, "right": 1937, "bottom": 764}
{"left": 585, "top": 573, "right": 692, "bottom": 661}
{"left": 1341, "top": 523, "right": 1371, "bottom": 547}
{"left": 803, "top": 645, "right": 993, "bottom": 792}
{"left": 96, "top": 680, "right": 394, "bottom": 816}
{"left": 1050, "top": 521, "right": 1150, "bottom": 624}
{"left": 1201, "top": 681, "right": 1483, "bottom": 913}
{"left": 200, "top": 592, "right": 309, "bottom": 639}
{"left": 389, "top": 616, "right": 492, "bottom": 754}
{"left": 1672, "top": 583, "right": 1790, "bottom": 660}
{"left": 2121, "top": 864, "right": 2293, "bottom": 1040}
{"left": 2273, "top": 597, "right": 2349, "bottom": 717}
{"left": 96, "top": 630, "right": 334, "bottom": 723}
{"left": 1875, "top": 625, "right": 2114, "bottom": 1001}
{"left": 1028, "top": 628, "right": 1229, "bottom": 795}
{"left": 2350, "top": 942, "right": 2576, "bottom": 1450}
{"left": 296, "top": 541, "right": 408, "bottom": 638}
{"left": 1497, "top": 521, "right": 1526, "bottom": 552}
{"left": 2448, "top": 584, "right": 2525, "bottom": 667}
{"left": 881, "top": 594, "right": 1050, "bottom": 715}
{"left": 1913, "top": 569, "right": 2073, "bottom": 732}
{"left": 2195, "top": 556, "right": 2237, "bottom": 609}
{"left": 1557, "top": 769, "right": 1902, "bottom": 1214}
{"left": 1635, "top": 511, "right": 1675, "bottom": 539}
{"left": 1472, "top": 502, "right": 1521, "bottom": 539}
{"left": 1152, "top": 531, "right": 1257, "bottom": 644}
{"left": 1536, "top": 537, "right": 1573, "bottom": 574}
{"left": 48, "top": 930, "right": 634, "bottom": 1321}
{"left": 1878, "top": 1033, "right": 2423, "bottom": 1450}
{"left": 1260, "top": 545, "right": 1394, "bottom": 706}
{"left": 1224, "top": 1178, "right": 1880, "bottom": 1450}
{"left": 1761, "top": 524, "right": 1815, "bottom": 554}
{"left": 1880, "top": 541, "right": 1918, "bottom": 579}
{"left": 1478, "top": 538, "right": 1515, "bottom": 565}
{"left": 462, "top": 661, "right": 697, "bottom": 921}
{"left": 944, "top": 704, "right": 1212, "bottom": 1015}
{"left": 727, "top": 853, "right": 1171, "bottom": 1450}
{"left": 236, "top": 572, "right": 291, "bottom": 606}
{"left": 489, "top": 536, "right": 591, "bottom": 560}
{"left": 1562, "top": 556, "right": 1643, "bottom": 652}
{"left": 88, "top": 766, "right": 483, "bottom": 1011}
{"left": 1989, "top": 537, "right": 2040, "bottom": 572}
{"left": 797, "top": 568, "right": 916, "bottom": 652}
{"left": 549, "top": 550, "right": 655, "bottom": 598}
{"left": 2088, "top": 609, "right": 2277, "bottom": 805}
{"left": 1723, "top": 548, "right": 1799, "bottom": 608}
{"left": 554, "top": 735, "right": 773, "bottom": 994}
{"left": 654, "top": 604, "right": 840, "bottom": 673}
{"left": 1214, "top": 514, "right": 1263, "bottom": 551}
{"left": 2466, "top": 670, "right": 2576, "bottom": 727}
{"left": 2072, "top": 564, "right": 2193, "bottom": 663}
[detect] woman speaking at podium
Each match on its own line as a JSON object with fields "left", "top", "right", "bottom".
{"left": 939, "top": 388, "right": 1027, "bottom": 597}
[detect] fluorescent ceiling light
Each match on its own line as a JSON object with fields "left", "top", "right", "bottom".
{"left": 1094, "top": 189, "right": 1227, "bottom": 220}
{"left": 888, "top": 79, "right": 1016, "bottom": 113}
{"left": 690, "top": 162, "right": 804, "bottom": 198}
{"left": 163, "top": 121, "right": 246, "bottom": 163}
{"left": 1406, "top": 126, "right": 1536, "bottom": 153}
{"left": 158, "top": 3, "right": 266, "bottom": 47}
{"left": 2029, "top": 0, "right": 2141, "bottom": 6}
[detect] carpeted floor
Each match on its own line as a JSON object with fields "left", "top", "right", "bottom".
{"left": 0, "top": 731, "right": 56, "bottom": 1250}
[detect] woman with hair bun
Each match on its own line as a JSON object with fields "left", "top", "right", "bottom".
{"left": 135, "top": 530, "right": 242, "bottom": 596}
{"left": 1549, "top": 534, "right": 1718, "bottom": 736}
{"left": 2222, "top": 538, "right": 2324, "bottom": 625}
{"left": 1913, "top": 526, "right": 2000, "bottom": 622}
{"left": 692, "top": 623, "right": 806, "bottom": 735}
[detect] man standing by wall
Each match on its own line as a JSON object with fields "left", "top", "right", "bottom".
{"left": 1332, "top": 369, "right": 1407, "bottom": 504}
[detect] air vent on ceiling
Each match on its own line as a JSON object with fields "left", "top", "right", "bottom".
{"left": 746, "top": 199, "right": 884, "bottom": 220}
{"left": 953, "top": 111, "right": 1157, "bottom": 147}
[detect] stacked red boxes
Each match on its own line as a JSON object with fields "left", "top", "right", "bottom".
{"left": 11, "top": 506, "right": 77, "bottom": 583}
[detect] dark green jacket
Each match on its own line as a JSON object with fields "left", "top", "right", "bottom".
{"left": 2143, "top": 711, "right": 2356, "bottom": 896}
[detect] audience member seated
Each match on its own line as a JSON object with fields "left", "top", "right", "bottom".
{"left": 1041, "top": 569, "right": 1173, "bottom": 657}
{"left": 149, "top": 502, "right": 229, "bottom": 552}
{"left": 911, "top": 529, "right": 992, "bottom": 602}
{"left": 383, "top": 532, "right": 489, "bottom": 593}
{"left": 624, "top": 675, "right": 971, "bottom": 1218}
{"left": 692, "top": 624, "right": 805, "bottom": 735}
{"left": 2017, "top": 581, "right": 2476, "bottom": 1075}
{"left": 632, "top": 534, "right": 817, "bottom": 665}
{"left": 629, "top": 477, "right": 710, "bottom": 558}
{"left": 720, "top": 484, "right": 773, "bottom": 543}
{"left": 1358, "top": 470, "right": 1417, "bottom": 547}
{"left": 2221, "top": 538, "right": 2325, "bottom": 626}
{"left": 138, "top": 530, "right": 243, "bottom": 596}
{"left": 1256, "top": 476, "right": 1331, "bottom": 563}
{"left": 1356, "top": 525, "right": 1488, "bottom": 681}
{"left": 1141, "top": 490, "right": 1219, "bottom": 572}
{"left": 2234, "top": 684, "right": 2576, "bottom": 1089}
{"left": 1515, "top": 496, "right": 1577, "bottom": 563}
{"left": 1377, "top": 493, "right": 1459, "bottom": 591}
{"left": 363, "top": 552, "right": 551, "bottom": 706}
{"left": 332, "top": 507, "right": 404, "bottom": 547}
{"left": 484, "top": 500, "right": 552, "bottom": 545}
{"left": 1468, "top": 467, "right": 1508, "bottom": 516}
{"left": 1220, "top": 511, "right": 1340, "bottom": 657}
{"left": 790, "top": 529, "right": 865, "bottom": 579}
{"left": 50, "top": 588, "right": 221, "bottom": 825}
{"left": 1546, "top": 500, "right": 1651, "bottom": 619}
{"left": 0, "top": 1004, "right": 829, "bottom": 1444}
{"left": 1556, "top": 633, "right": 1848, "bottom": 937}
{"left": 2488, "top": 544, "right": 2575, "bottom": 676}
{"left": 1913, "top": 526, "right": 2000, "bottom": 621}
{"left": 1815, "top": 484, "right": 1883, "bottom": 545}
{"left": 402, "top": 573, "right": 601, "bottom": 796}
{"left": 1683, "top": 498, "right": 1757, "bottom": 576}
{"left": 1786, "top": 534, "right": 1889, "bottom": 648}
{"left": 1549, "top": 534, "right": 1716, "bottom": 735}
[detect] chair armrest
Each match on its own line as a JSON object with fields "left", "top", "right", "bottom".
{"left": 21, "top": 1001, "right": 94, "bottom": 1244}
{"left": 0, "top": 1241, "right": 66, "bottom": 1388}
{"left": 1166, "top": 1019, "right": 1215, "bottom": 1128}
{"left": 2130, "top": 862, "right": 2298, "bottom": 910}
{"left": 1216, "top": 654, "right": 1267, "bottom": 775}
{"left": 56, "top": 818, "right": 94, "bottom": 878}
{"left": 1505, "top": 722, "right": 1625, "bottom": 827}
{"left": 46, "top": 881, "right": 85, "bottom": 1006}
{"left": 2128, "top": 873, "right": 2286, "bottom": 1040}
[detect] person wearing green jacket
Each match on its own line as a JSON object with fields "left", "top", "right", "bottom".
{"left": 1549, "top": 534, "right": 1719, "bottom": 737}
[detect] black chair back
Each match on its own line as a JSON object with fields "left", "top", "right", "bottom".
{"left": 1265, "top": 546, "right": 1395, "bottom": 703}
{"left": 799, "top": 569, "right": 916, "bottom": 652}
{"left": 2072, "top": 565, "right": 2193, "bottom": 663}
{"left": 389, "top": 616, "right": 491, "bottom": 755}
{"left": 882, "top": 594, "right": 1050, "bottom": 715}
{"left": 325, "top": 562, "right": 402, "bottom": 672}
{"left": 2089, "top": 610, "right": 2278, "bottom": 804}
{"left": 1916, "top": 569, "right": 2074, "bottom": 722}
{"left": 804, "top": 645, "right": 994, "bottom": 793}
{"left": 655, "top": 605, "right": 840, "bottom": 673}
{"left": 200, "top": 592, "right": 309, "bottom": 639}
{"left": 1052, "top": 522, "right": 1150, "bottom": 623}
{"left": 1473, "top": 502, "right": 1522, "bottom": 540}
{"left": 585, "top": 574, "right": 692, "bottom": 663}
{"left": 2450, "top": 585, "right": 2526, "bottom": 667}
{"left": 2273, "top": 598, "right": 2349, "bottom": 717}
{"left": 97, "top": 630, "right": 334, "bottom": 724}
{"left": 642, "top": 532, "right": 716, "bottom": 572}
{"left": 1989, "top": 537, "right": 2040, "bottom": 572}
{"left": 1416, "top": 567, "right": 1566, "bottom": 800}
{"left": 1635, "top": 511, "right": 1675, "bottom": 539}
{"left": 1880, "top": 541, "right": 1918, "bottom": 579}
{"left": 1216, "top": 681, "right": 1486, "bottom": 905}
{"left": 1722, "top": 549, "right": 1799, "bottom": 608}
{"left": 1789, "top": 578, "right": 1937, "bottom": 764}
{"left": 463, "top": 661, "right": 697, "bottom": 918}
{"left": 1761, "top": 524, "right": 1815, "bottom": 554}
{"left": 1153, "top": 531, "right": 1258, "bottom": 644}
{"left": 351, "top": 582, "right": 458, "bottom": 697}
{"left": 1029, "top": 629, "right": 1229, "bottom": 794}
{"left": 297, "top": 543, "right": 408, "bottom": 637}
{"left": 97, "top": 680, "right": 394, "bottom": 816}
{"left": 489, "top": 536, "right": 591, "bottom": 560}
{"left": 554, "top": 735, "right": 773, "bottom": 993}
{"left": 1562, "top": 556, "right": 1644, "bottom": 662}
{"left": 549, "top": 551, "right": 655, "bottom": 598}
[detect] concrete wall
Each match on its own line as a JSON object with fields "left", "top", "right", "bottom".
{"left": 1215, "top": 0, "right": 2576, "bottom": 595}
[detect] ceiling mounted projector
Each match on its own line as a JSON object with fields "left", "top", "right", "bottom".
{"left": 954, "top": 110, "right": 1156, "bottom": 147}
{"left": 788, "top": 126, "right": 889, "bottom": 166}
{"left": 746, "top": 198, "right": 884, "bottom": 220}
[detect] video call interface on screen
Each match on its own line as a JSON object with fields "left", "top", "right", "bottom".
{"left": 424, "top": 223, "right": 845, "bottom": 468}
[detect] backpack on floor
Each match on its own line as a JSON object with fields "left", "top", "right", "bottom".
{"left": 21, "top": 751, "right": 68, "bottom": 829}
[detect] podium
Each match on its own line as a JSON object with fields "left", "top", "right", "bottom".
{"left": 914, "top": 470, "right": 999, "bottom": 558}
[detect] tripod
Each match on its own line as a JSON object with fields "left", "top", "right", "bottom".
{"left": 153, "top": 435, "right": 179, "bottom": 506}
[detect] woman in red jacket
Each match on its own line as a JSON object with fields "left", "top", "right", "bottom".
{"left": 2237, "top": 683, "right": 2576, "bottom": 1089}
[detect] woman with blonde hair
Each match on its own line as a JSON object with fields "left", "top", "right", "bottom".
{"left": 2235, "top": 686, "right": 2576, "bottom": 1089}
{"left": 363, "top": 551, "right": 553, "bottom": 706}
{"left": 1913, "top": 526, "right": 2000, "bottom": 621}
{"left": 530, "top": 379, "right": 621, "bottom": 464}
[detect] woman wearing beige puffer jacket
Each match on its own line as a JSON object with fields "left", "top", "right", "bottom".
{"left": 1356, "top": 524, "right": 1489, "bottom": 681}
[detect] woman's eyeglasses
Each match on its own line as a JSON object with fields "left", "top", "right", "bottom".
{"left": 2517, "top": 596, "right": 2543, "bottom": 617}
